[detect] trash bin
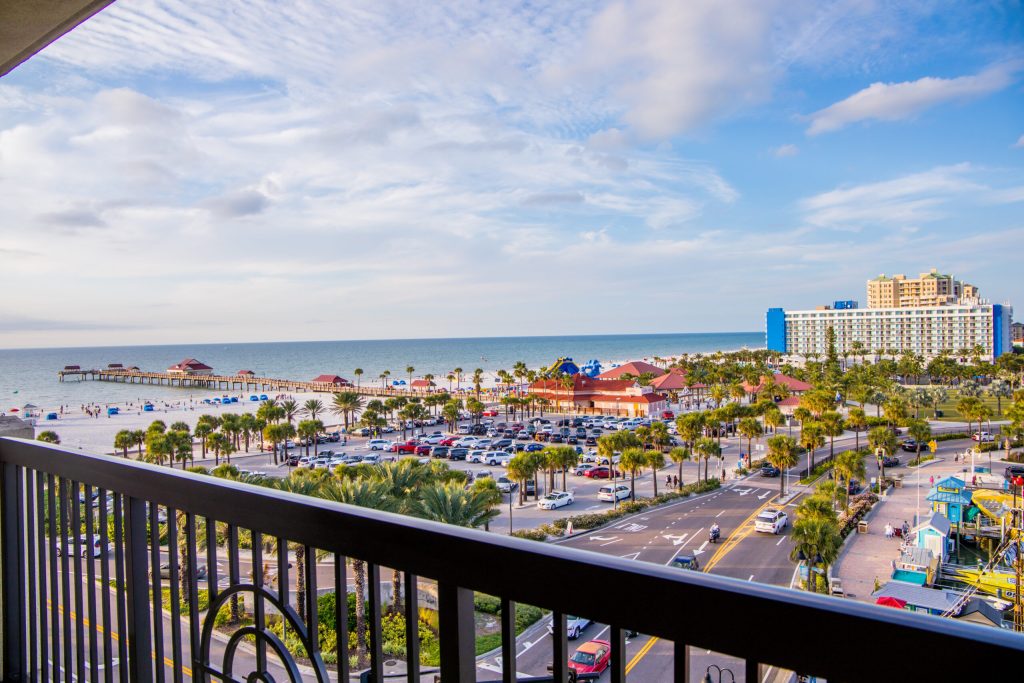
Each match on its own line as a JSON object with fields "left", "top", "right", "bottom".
{"left": 894, "top": 477, "right": 903, "bottom": 489}
{"left": 857, "top": 520, "right": 869, "bottom": 534}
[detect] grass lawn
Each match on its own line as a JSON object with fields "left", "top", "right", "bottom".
{"left": 930, "top": 393, "right": 1008, "bottom": 422}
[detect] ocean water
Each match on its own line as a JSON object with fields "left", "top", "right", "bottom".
{"left": 0, "top": 332, "right": 761, "bottom": 410}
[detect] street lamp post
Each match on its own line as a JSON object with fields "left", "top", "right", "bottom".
{"left": 703, "top": 664, "right": 735, "bottom": 683}
{"left": 508, "top": 491, "right": 513, "bottom": 535}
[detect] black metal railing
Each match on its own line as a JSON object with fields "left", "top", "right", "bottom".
{"left": 1, "top": 436, "right": 1022, "bottom": 682}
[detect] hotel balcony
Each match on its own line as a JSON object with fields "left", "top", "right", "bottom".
{"left": 1, "top": 437, "right": 1022, "bottom": 682}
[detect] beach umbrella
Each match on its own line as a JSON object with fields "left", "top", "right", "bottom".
{"left": 875, "top": 596, "right": 906, "bottom": 609}
{"left": 9, "top": 408, "right": 18, "bottom": 412}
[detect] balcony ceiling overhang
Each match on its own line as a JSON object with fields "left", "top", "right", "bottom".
{"left": 0, "top": 0, "right": 114, "bottom": 77}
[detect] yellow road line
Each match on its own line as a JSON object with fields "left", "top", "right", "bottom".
{"left": 624, "top": 635, "right": 658, "bottom": 674}
{"left": 47, "top": 599, "right": 193, "bottom": 677}
{"left": 621, "top": 495, "right": 780, "bottom": 675}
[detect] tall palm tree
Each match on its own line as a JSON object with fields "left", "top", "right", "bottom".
{"left": 406, "top": 366, "right": 415, "bottom": 387}
{"left": 280, "top": 399, "right": 300, "bottom": 426}
{"left": 693, "top": 437, "right": 721, "bottom": 483}
{"left": 646, "top": 450, "right": 666, "bottom": 497}
{"left": 800, "top": 422, "right": 825, "bottom": 474}
{"left": 453, "top": 368, "right": 464, "bottom": 391}
{"left": 737, "top": 417, "right": 763, "bottom": 468}
{"left": 833, "top": 450, "right": 866, "bottom": 512}
{"left": 668, "top": 447, "right": 691, "bottom": 488}
{"left": 320, "top": 478, "right": 397, "bottom": 667}
{"left": 819, "top": 411, "right": 844, "bottom": 463}
{"left": 473, "top": 369, "right": 484, "bottom": 398}
{"left": 331, "top": 391, "right": 364, "bottom": 432}
{"left": 114, "top": 429, "right": 134, "bottom": 457}
{"left": 789, "top": 515, "right": 841, "bottom": 593}
{"left": 846, "top": 407, "right": 867, "bottom": 450}
{"left": 766, "top": 435, "right": 798, "bottom": 497}
{"left": 354, "top": 368, "right": 363, "bottom": 390}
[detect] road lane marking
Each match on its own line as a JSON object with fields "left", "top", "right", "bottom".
{"left": 620, "top": 552, "right": 641, "bottom": 560}
{"left": 600, "top": 538, "right": 621, "bottom": 546}
{"left": 715, "top": 510, "right": 724, "bottom": 518}
{"left": 748, "top": 575, "right": 755, "bottom": 581}
{"left": 776, "top": 536, "right": 786, "bottom": 546}
{"left": 624, "top": 636, "right": 658, "bottom": 675}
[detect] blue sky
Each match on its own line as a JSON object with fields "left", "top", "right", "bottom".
{"left": 0, "top": 0, "right": 1021, "bottom": 348}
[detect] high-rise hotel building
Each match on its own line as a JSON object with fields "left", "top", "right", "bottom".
{"left": 767, "top": 270, "right": 1013, "bottom": 360}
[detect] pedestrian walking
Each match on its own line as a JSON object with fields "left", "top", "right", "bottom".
{"left": 902, "top": 520, "right": 910, "bottom": 538}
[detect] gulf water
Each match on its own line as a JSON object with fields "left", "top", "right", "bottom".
{"left": 0, "top": 332, "right": 761, "bottom": 410}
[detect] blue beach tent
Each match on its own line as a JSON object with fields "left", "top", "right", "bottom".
{"left": 143, "top": 404, "right": 154, "bottom": 412}
{"left": 249, "top": 395, "right": 259, "bottom": 401}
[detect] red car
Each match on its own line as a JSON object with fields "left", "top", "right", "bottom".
{"left": 569, "top": 639, "right": 610, "bottom": 676}
{"left": 661, "top": 410, "right": 675, "bottom": 419}
{"left": 440, "top": 437, "right": 459, "bottom": 446}
{"left": 414, "top": 444, "right": 431, "bottom": 455}
{"left": 482, "top": 410, "right": 499, "bottom": 417}
{"left": 583, "top": 467, "right": 619, "bottom": 479}
{"left": 390, "top": 441, "right": 417, "bottom": 454}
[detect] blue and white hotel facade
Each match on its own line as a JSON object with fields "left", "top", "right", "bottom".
{"left": 766, "top": 302, "right": 1013, "bottom": 361}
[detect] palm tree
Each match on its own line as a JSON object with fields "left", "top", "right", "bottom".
{"left": 280, "top": 399, "right": 300, "bottom": 426}
{"left": 789, "top": 515, "right": 841, "bottom": 593}
{"left": 131, "top": 429, "right": 146, "bottom": 458}
{"left": 207, "top": 432, "right": 233, "bottom": 466}
{"left": 406, "top": 366, "right": 415, "bottom": 387}
{"left": 473, "top": 369, "right": 484, "bottom": 398}
{"left": 846, "top": 407, "right": 867, "bottom": 450}
{"left": 270, "top": 475, "right": 325, "bottom": 621}
{"left": 619, "top": 448, "right": 647, "bottom": 500}
{"left": 989, "top": 379, "right": 1012, "bottom": 417}
{"left": 833, "top": 450, "right": 866, "bottom": 512}
{"left": 331, "top": 391, "right": 364, "bottom": 432}
{"left": 544, "top": 446, "right": 578, "bottom": 492}
{"left": 320, "top": 478, "right": 397, "bottom": 667}
{"left": 737, "top": 417, "right": 763, "bottom": 468}
{"left": 819, "top": 411, "right": 845, "bottom": 463}
{"left": 766, "top": 435, "right": 798, "bottom": 497}
{"left": 763, "top": 408, "right": 783, "bottom": 435}
{"left": 380, "top": 370, "right": 391, "bottom": 390}
{"left": 868, "top": 426, "right": 897, "bottom": 487}
{"left": 800, "top": 422, "right": 825, "bottom": 475}
{"left": 508, "top": 454, "right": 534, "bottom": 505}
{"left": 453, "top": 368, "right": 464, "bottom": 391}
{"left": 414, "top": 481, "right": 501, "bottom": 528}
{"left": 693, "top": 437, "right": 721, "bottom": 483}
{"left": 668, "top": 447, "right": 690, "bottom": 488}
{"left": 354, "top": 368, "right": 363, "bottom": 390}
{"left": 927, "top": 386, "right": 948, "bottom": 418}
{"left": 907, "top": 418, "right": 932, "bottom": 466}
{"left": 646, "top": 450, "right": 667, "bottom": 497}
{"left": 114, "top": 429, "right": 134, "bottom": 457}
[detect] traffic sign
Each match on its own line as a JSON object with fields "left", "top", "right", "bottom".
{"left": 928, "top": 440, "right": 937, "bottom": 453}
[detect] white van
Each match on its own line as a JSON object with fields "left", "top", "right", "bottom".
{"left": 365, "top": 439, "right": 391, "bottom": 451}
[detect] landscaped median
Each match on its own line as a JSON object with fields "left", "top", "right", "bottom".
{"left": 511, "top": 478, "right": 722, "bottom": 541}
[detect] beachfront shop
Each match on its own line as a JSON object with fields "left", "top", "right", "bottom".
{"left": 927, "top": 477, "right": 973, "bottom": 526}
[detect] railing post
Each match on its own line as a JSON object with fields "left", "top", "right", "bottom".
{"left": 125, "top": 497, "right": 154, "bottom": 682}
{"left": 1, "top": 462, "right": 25, "bottom": 681}
{"left": 438, "top": 582, "right": 475, "bottom": 683}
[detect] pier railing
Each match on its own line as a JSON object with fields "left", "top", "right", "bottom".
{"left": 2, "top": 436, "right": 1022, "bottom": 682}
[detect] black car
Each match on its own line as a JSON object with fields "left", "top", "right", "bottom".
{"left": 760, "top": 465, "right": 781, "bottom": 477}
{"left": 575, "top": 427, "right": 587, "bottom": 437}
{"left": 430, "top": 446, "right": 449, "bottom": 458}
{"left": 591, "top": 427, "right": 603, "bottom": 435}
{"left": 470, "top": 425, "right": 488, "bottom": 435}
{"left": 285, "top": 453, "right": 302, "bottom": 466}
{"left": 324, "top": 432, "right": 341, "bottom": 443}
{"left": 571, "top": 417, "right": 585, "bottom": 427}
{"left": 900, "top": 439, "right": 918, "bottom": 453}
{"left": 585, "top": 436, "right": 597, "bottom": 447}
{"left": 549, "top": 434, "right": 564, "bottom": 443}
{"left": 847, "top": 479, "right": 864, "bottom": 495}
{"left": 566, "top": 436, "right": 579, "bottom": 445}
{"left": 493, "top": 438, "right": 513, "bottom": 449}
{"left": 881, "top": 455, "right": 900, "bottom": 468}
{"left": 448, "top": 448, "right": 468, "bottom": 461}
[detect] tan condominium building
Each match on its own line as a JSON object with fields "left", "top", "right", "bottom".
{"left": 866, "top": 268, "right": 979, "bottom": 308}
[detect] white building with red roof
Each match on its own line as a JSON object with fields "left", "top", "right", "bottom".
{"left": 410, "top": 378, "right": 436, "bottom": 390}
{"left": 167, "top": 358, "right": 213, "bottom": 376}
{"left": 528, "top": 374, "right": 667, "bottom": 417}
{"left": 597, "top": 361, "right": 666, "bottom": 380}
{"left": 236, "top": 369, "right": 256, "bottom": 377}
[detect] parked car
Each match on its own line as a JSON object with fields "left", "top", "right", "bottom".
{"left": 391, "top": 441, "right": 418, "bottom": 454}
{"left": 881, "top": 455, "right": 901, "bottom": 468}
{"left": 361, "top": 454, "right": 382, "bottom": 464}
{"left": 524, "top": 479, "right": 536, "bottom": 496}
{"left": 365, "top": 439, "right": 391, "bottom": 451}
{"left": 482, "top": 410, "right": 499, "bottom": 417}
{"left": 661, "top": 410, "right": 675, "bottom": 419}
{"left": 440, "top": 437, "right": 459, "bottom": 447}
{"left": 548, "top": 615, "right": 592, "bottom": 640}
{"left": 421, "top": 434, "right": 446, "bottom": 445}
{"left": 584, "top": 467, "right": 619, "bottom": 479}
{"left": 900, "top": 439, "right": 919, "bottom": 452}
{"left": 574, "top": 463, "right": 597, "bottom": 476}
{"left": 485, "top": 452, "right": 512, "bottom": 467}
{"left": 495, "top": 477, "right": 519, "bottom": 493}
{"left": 414, "top": 444, "right": 432, "bottom": 456}
{"left": 524, "top": 443, "right": 543, "bottom": 452}
{"left": 467, "top": 450, "right": 487, "bottom": 463}
{"left": 160, "top": 563, "right": 208, "bottom": 580}
{"left": 448, "top": 447, "right": 469, "bottom": 461}
{"left": 430, "top": 446, "right": 450, "bottom": 458}
{"left": 755, "top": 508, "right": 788, "bottom": 534}
{"left": 846, "top": 479, "right": 863, "bottom": 495}
{"left": 568, "top": 640, "right": 611, "bottom": 676}
{"left": 973, "top": 431, "right": 995, "bottom": 443}
{"left": 537, "top": 491, "right": 575, "bottom": 510}
{"left": 55, "top": 535, "right": 110, "bottom": 558}
{"left": 598, "top": 484, "right": 630, "bottom": 502}
{"left": 760, "top": 465, "right": 781, "bottom": 477}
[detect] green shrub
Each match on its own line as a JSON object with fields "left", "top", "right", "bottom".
{"left": 511, "top": 528, "right": 548, "bottom": 541}
{"left": 908, "top": 454, "right": 936, "bottom": 467}
{"left": 474, "top": 594, "right": 501, "bottom": 614}
{"left": 934, "top": 432, "right": 969, "bottom": 442}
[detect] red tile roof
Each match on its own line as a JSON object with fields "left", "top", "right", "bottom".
{"left": 312, "top": 374, "right": 349, "bottom": 384}
{"left": 598, "top": 361, "right": 666, "bottom": 379}
{"left": 530, "top": 375, "right": 636, "bottom": 393}
{"left": 168, "top": 358, "right": 212, "bottom": 371}
{"left": 649, "top": 371, "right": 689, "bottom": 390}
{"left": 593, "top": 392, "right": 666, "bottom": 404}
{"left": 411, "top": 379, "right": 435, "bottom": 388}
{"left": 237, "top": 369, "right": 255, "bottom": 375}
{"left": 744, "top": 373, "right": 812, "bottom": 394}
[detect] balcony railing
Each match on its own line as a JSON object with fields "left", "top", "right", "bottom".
{"left": 1, "top": 436, "right": 1022, "bottom": 682}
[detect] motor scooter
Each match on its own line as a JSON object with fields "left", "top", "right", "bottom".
{"left": 709, "top": 526, "right": 720, "bottom": 543}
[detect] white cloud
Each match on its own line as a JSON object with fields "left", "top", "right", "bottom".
{"left": 799, "top": 164, "right": 982, "bottom": 228}
{"left": 806, "top": 62, "right": 1019, "bottom": 135}
{"left": 772, "top": 144, "right": 799, "bottom": 157}
{"left": 1015, "top": 134, "right": 1024, "bottom": 148}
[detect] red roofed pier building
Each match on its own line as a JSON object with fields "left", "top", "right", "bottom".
{"left": 528, "top": 375, "right": 667, "bottom": 417}
{"left": 311, "top": 374, "right": 350, "bottom": 387}
{"left": 167, "top": 358, "right": 214, "bottom": 376}
{"left": 597, "top": 361, "right": 666, "bottom": 380}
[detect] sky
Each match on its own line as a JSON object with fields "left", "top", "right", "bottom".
{"left": 0, "top": 0, "right": 1022, "bottom": 349}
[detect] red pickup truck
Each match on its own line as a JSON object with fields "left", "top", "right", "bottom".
{"left": 390, "top": 441, "right": 418, "bottom": 454}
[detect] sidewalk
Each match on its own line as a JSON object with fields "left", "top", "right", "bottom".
{"left": 833, "top": 452, "right": 965, "bottom": 602}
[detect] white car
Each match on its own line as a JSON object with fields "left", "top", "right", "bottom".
{"left": 421, "top": 434, "right": 445, "bottom": 445}
{"left": 537, "top": 491, "right": 575, "bottom": 510}
{"left": 574, "top": 463, "right": 597, "bottom": 476}
{"left": 972, "top": 431, "right": 995, "bottom": 443}
{"left": 457, "top": 424, "right": 471, "bottom": 434}
{"left": 598, "top": 484, "right": 630, "bottom": 502}
{"left": 361, "top": 454, "right": 382, "bottom": 464}
{"left": 755, "top": 508, "right": 788, "bottom": 534}
{"left": 485, "top": 452, "right": 512, "bottom": 467}
{"left": 495, "top": 476, "right": 519, "bottom": 493}
{"left": 467, "top": 450, "right": 487, "bottom": 463}
{"left": 365, "top": 439, "right": 391, "bottom": 450}
{"left": 455, "top": 437, "right": 480, "bottom": 448}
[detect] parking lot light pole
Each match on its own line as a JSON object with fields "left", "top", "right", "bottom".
{"left": 508, "top": 491, "right": 513, "bottom": 535}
